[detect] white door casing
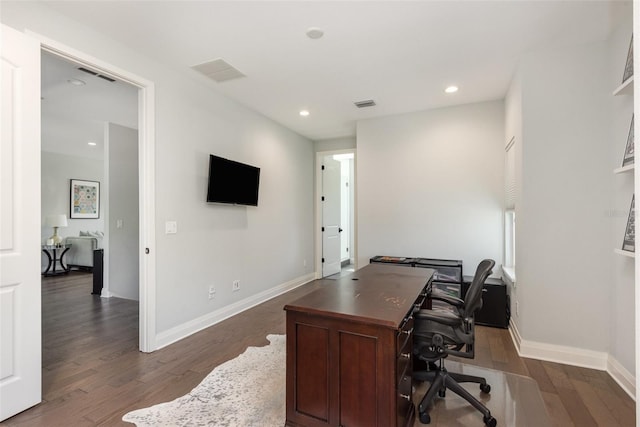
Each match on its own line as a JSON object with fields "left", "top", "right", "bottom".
{"left": 322, "top": 156, "right": 341, "bottom": 277}
{"left": 0, "top": 25, "right": 42, "bottom": 421}
{"left": 36, "top": 33, "right": 157, "bottom": 352}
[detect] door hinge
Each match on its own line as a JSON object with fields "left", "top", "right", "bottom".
{"left": 321, "top": 196, "right": 325, "bottom": 201}
{"left": 321, "top": 165, "right": 325, "bottom": 170}
{"left": 322, "top": 258, "right": 325, "bottom": 263}
{"left": 322, "top": 227, "right": 325, "bottom": 232}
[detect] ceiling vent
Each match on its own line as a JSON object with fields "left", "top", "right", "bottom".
{"left": 77, "top": 67, "right": 116, "bottom": 83}
{"left": 191, "top": 58, "right": 246, "bottom": 83}
{"left": 354, "top": 99, "right": 376, "bottom": 108}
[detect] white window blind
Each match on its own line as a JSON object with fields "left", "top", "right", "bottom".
{"left": 505, "top": 137, "right": 516, "bottom": 209}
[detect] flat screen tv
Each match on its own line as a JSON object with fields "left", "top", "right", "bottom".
{"left": 206, "top": 154, "right": 260, "bottom": 206}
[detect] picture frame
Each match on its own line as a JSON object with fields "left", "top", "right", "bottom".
{"left": 622, "top": 34, "right": 633, "bottom": 83}
{"left": 622, "top": 114, "right": 634, "bottom": 167}
{"left": 70, "top": 179, "right": 100, "bottom": 219}
{"left": 622, "top": 194, "right": 635, "bottom": 252}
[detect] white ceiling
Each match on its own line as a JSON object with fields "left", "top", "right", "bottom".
{"left": 41, "top": 0, "right": 628, "bottom": 142}
{"left": 41, "top": 52, "right": 138, "bottom": 159}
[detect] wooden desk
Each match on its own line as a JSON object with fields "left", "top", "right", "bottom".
{"left": 284, "top": 264, "right": 434, "bottom": 427}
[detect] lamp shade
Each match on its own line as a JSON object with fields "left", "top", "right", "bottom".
{"left": 46, "top": 214, "right": 68, "bottom": 228}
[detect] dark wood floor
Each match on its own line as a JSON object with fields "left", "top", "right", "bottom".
{"left": 2, "top": 272, "right": 635, "bottom": 426}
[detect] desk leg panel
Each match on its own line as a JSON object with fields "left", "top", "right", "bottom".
{"left": 339, "top": 331, "right": 379, "bottom": 427}
{"left": 295, "top": 323, "right": 330, "bottom": 422}
{"left": 286, "top": 310, "right": 400, "bottom": 427}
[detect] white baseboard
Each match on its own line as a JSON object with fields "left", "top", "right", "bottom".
{"left": 607, "top": 355, "right": 636, "bottom": 400}
{"left": 155, "top": 272, "right": 316, "bottom": 350}
{"left": 509, "top": 320, "right": 636, "bottom": 400}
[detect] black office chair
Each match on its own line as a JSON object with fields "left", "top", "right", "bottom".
{"left": 413, "top": 259, "right": 497, "bottom": 427}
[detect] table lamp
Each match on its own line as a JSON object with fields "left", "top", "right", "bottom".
{"left": 46, "top": 214, "right": 68, "bottom": 245}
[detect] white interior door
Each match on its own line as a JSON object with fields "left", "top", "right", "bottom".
{"left": 322, "top": 156, "right": 341, "bottom": 277}
{"left": 0, "top": 25, "right": 43, "bottom": 420}
{"left": 339, "top": 160, "right": 350, "bottom": 262}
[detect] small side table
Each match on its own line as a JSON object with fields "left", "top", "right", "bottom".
{"left": 42, "top": 244, "right": 72, "bottom": 276}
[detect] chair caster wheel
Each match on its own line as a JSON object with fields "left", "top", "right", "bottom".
{"left": 419, "top": 411, "right": 431, "bottom": 424}
{"left": 480, "top": 383, "right": 491, "bottom": 393}
{"left": 483, "top": 415, "right": 497, "bottom": 427}
{"left": 438, "top": 389, "right": 446, "bottom": 397}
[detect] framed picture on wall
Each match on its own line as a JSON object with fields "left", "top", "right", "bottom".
{"left": 622, "top": 194, "right": 635, "bottom": 252}
{"left": 70, "top": 179, "right": 100, "bottom": 219}
{"left": 622, "top": 114, "right": 634, "bottom": 167}
{"left": 622, "top": 35, "right": 633, "bottom": 83}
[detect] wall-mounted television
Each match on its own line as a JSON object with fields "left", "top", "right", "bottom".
{"left": 206, "top": 154, "right": 260, "bottom": 206}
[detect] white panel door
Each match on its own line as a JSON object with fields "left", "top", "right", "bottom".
{"left": 339, "top": 160, "right": 350, "bottom": 262}
{"left": 0, "top": 25, "right": 42, "bottom": 421}
{"left": 322, "top": 156, "right": 341, "bottom": 277}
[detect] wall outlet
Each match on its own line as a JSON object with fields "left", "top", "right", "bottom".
{"left": 208, "top": 285, "right": 216, "bottom": 300}
{"left": 232, "top": 280, "right": 240, "bottom": 292}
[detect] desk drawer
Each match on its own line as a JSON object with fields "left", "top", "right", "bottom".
{"left": 397, "top": 315, "right": 413, "bottom": 426}
{"left": 397, "top": 372, "right": 413, "bottom": 426}
{"left": 397, "top": 316, "right": 413, "bottom": 354}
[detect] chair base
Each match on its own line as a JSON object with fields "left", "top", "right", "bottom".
{"left": 414, "top": 367, "right": 496, "bottom": 427}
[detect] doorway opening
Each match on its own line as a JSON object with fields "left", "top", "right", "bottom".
{"left": 38, "top": 38, "right": 157, "bottom": 353}
{"left": 316, "top": 150, "right": 356, "bottom": 279}
{"left": 40, "top": 51, "right": 141, "bottom": 374}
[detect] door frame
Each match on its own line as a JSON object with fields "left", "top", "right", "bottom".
{"left": 29, "top": 31, "right": 157, "bottom": 352}
{"left": 315, "top": 149, "right": 356, "bottom": 278}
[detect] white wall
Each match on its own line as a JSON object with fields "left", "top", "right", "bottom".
{"left": 3, "top": 2, "right": 315, "bottom": 339}
{"left": 314, "top": 136, "right": 356, "bottom": 152}
{"left": 41, "top": 151, "right": 105, "bottom": 241}
{"left": 504, "top": 62, "right": 523, "bottom": 335}
{"left": 41, "top": 151, "right": 105, "bottom": 270}
{"left": 516, "top": 41, "right": 612, "bottom": 355}
{"left": 107, "top": 123, "right": 139, "bottom": 301}
{"left": 609, "top": 14, "right": 635, "bottom": 377}
{"left": 356, "top": 101, "right": 504, "bottom": 273}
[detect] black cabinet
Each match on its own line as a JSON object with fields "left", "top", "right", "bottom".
{"left": 370, "top": 256, "right": 463, "bottom": 300}
{"left": 462, "top": 276, "right": 510, "bottom": 328}
{"left": 92, "top": 249, "right": 104, "bottom": 295}
{"left": 368, "top": 255, "right": 415, "bottom": 267}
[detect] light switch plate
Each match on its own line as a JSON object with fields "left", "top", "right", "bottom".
{"left": 165, "top": 221, "right": 178, "bottom": 234}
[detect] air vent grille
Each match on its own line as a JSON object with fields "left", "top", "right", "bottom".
{"left": 354, "top": 99, "right": 376, "bottom": 108}
{"left": 77, "top": 67, "right": 116, "bottom": 83}
{"left": 78, "top": 67, "right": 97, "bottom": 76}
{"left": 97, "top": 74, "right": 116, "bottom": 82}
{"left": 192, "top": 58, "right": 246, "bottom": 83}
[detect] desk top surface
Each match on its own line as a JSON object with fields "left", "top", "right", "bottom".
{"left": 284, "top": 264, "right": 433, "bottom": 328}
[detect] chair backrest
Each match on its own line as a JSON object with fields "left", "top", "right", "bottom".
{"left": 463, "top": 259, "right": 495, "bottom": 318}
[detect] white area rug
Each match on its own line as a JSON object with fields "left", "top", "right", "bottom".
{"left": 123, "top": 334, "right": 285, "bottom": 427}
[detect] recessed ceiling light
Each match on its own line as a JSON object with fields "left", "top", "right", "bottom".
{"left": 306, "top": 27, "right": 324, "bottom": 39}
{"left": 88, "top": 141, "right": 97, "bottom": 146}
{"left": 299, "top": 110, "right": 310, "bottom": 117}
{"left": 68, "top": 78, "right": 86, "bottom": 86}
{"left": 445, "top": 85, "right": 459, "bottom": 94}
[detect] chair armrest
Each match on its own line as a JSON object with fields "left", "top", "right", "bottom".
{"left": 429, "top": 290, "right": 464, "bottom": 308}
{"left": 414, "top": 309, "right": 461, "bottom": 327}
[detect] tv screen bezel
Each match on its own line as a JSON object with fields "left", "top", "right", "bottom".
{"left": 206, "top": 154, "right": 260, "bottom": 206}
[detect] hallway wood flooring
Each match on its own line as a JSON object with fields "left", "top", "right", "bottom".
{"left": 1, "top": 272, "right": 635, "bottom": 426}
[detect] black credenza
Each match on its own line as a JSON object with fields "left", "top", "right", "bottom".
{"left": 370, "top": 256, "right": 463, "bottom": 298}
{"left": 370, "top": 256, "right": 510, "bottom": 329}
{"left": 462, "top": 275, "right": 510, "bottom": 328}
